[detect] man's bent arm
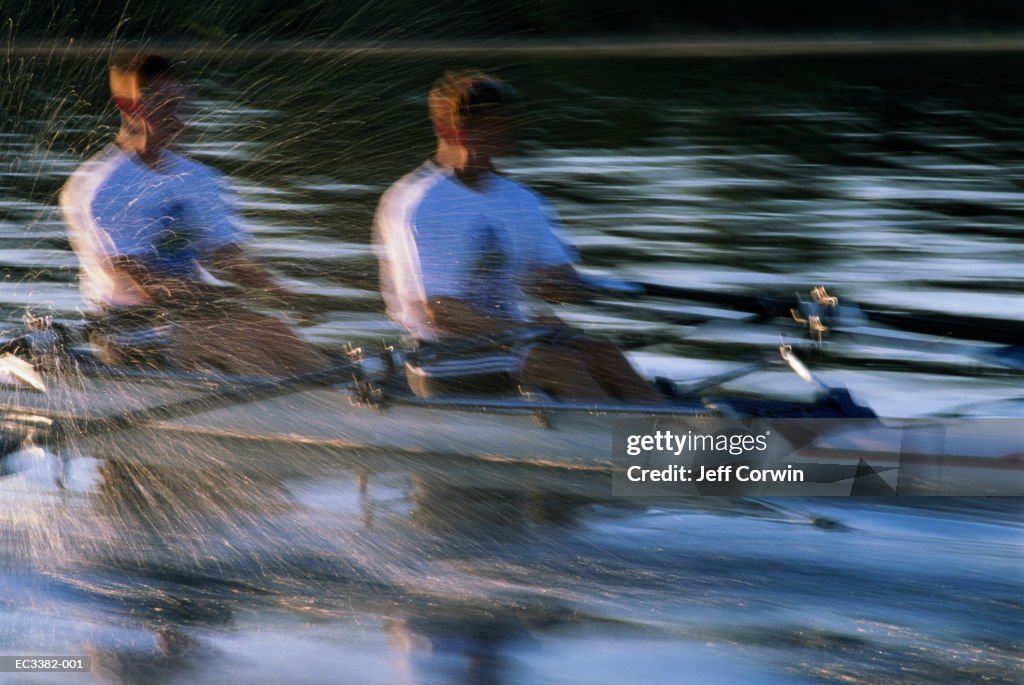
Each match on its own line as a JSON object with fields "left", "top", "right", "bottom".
{"left": 110, "top": 256, "right": 225, "bottom": 306}
{"left": 427, "top": 297, "right": 531, "bottom": 339}
{"left": 525, "top": 265, "right": 595, "bottom": 305}
{"left": 207, "top": 244, "right": 286, "bottom": 295}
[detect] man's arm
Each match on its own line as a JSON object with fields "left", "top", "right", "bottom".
{"left": 109, "top": 244, "right": 286, "bottom": 309}
{"left": 428, "top": 264, "right": 597, "bottom": 337}
{"left": 206, "top": 244, "right": 287, "bottom": 296}
{"left": 524, "top": 265, "right": 596, "bottom": 305}
{"left": 427, "top": 297, "right": 532, "bottom": 339}
{"left": 109, "top": 255, "right": 225, "bottom": 306}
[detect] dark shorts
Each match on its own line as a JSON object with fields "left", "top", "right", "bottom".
{"left": 88, "top": 308, "right": 177, "bottom": 367}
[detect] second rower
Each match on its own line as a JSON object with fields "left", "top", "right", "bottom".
{"left": 374, "top": 70, "right": 665, "bottom": 402}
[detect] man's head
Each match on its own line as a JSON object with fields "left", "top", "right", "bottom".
{"left": 429, "top": 70, "right": 517, "bottom": 169}
{"left": 110, "top": 53, "right": 185, "bottom": 152}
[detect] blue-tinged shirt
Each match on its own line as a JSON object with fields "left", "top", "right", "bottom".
{"left": 61, "top": 145, "right": 247, "bottom": 308}
{"left": 374, "top": 161, "right": 577, "bottom": 340}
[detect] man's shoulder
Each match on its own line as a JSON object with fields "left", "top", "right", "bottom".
{"left": 61, "top": 144, "right": 129, "bottom": 206}
{"left": 160, "top": 150, "right": 224, "bottom": 182}
{"left": 385, "top": 161, "right": 447, "bottom": 194}
{"left": 491, "top": 173, "right": 549, "bottom": 206}
{"left": 66, "top": 144, "right": 126, "bottom": 177}
{"left": 378, "top": 162, "right": 448, "bottom": 212}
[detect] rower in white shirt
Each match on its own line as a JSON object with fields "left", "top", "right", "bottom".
{"left": 374, "top": 70, "right": 664, "bottom": 402}
{"left": 61, "top": 52, "right": 328, "bottom": 375}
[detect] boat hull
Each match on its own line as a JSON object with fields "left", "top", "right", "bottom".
{"left": 1, "top": 370, "right": 1020, "bottom": 497}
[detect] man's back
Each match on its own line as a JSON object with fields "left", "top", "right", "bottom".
{"left": 373, "top": 69, "right": 664, "bottom": 403}
{"left": 374, "top": 161, "right": 574, "bottom": 341}
{"left": 61, "top": 144, "right": 246, "bottom": 309}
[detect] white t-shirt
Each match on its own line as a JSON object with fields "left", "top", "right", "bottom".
{"left": 373, "top": 161, "right": 577, "bottom": 340}
{"left": 60, "top": 144, "right": 247, "bottom": 308}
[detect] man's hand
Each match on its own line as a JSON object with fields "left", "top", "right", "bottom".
{"left": 207, "top": 244, "right": 308, "bottom": 311}
{"left": 208, "top": 244, "right": 279, "bottom": 291}
{"left": 247, "top": 282, "right": 317, "bottom": 314}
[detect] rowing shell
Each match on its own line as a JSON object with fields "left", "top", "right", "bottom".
{"left": 0, "top": 353, "right": 1019, "bottom": 497}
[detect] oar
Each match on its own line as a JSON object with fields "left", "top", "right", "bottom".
{"left": 626, "top": 281, "right": 1022, "bottom": 347}
{"left": 584, "top": 277, "right": 1023, "bottom": 369}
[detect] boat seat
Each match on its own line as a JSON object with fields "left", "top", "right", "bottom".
{"left": 402, "top": 341, "right": 521, "bottom": 398}
{"left": 404, "top": 362, "right": 518, "bottom": 398}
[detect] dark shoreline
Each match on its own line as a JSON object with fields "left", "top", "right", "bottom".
{"left": 9, "top": 33, "right": 1024, "bottom": 59}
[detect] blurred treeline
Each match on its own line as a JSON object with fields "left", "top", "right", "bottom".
{"left": 4, "top": 0, "right": 1024, "bottom": 41}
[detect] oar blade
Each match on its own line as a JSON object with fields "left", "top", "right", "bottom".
{"left": 0, "top": 353, "right": 46, "bottom": 392}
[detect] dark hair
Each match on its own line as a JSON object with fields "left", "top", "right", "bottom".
{"left": 110, "top": 52, "right": 179, "bottom": 89}
{"left": 429, "top": 70, "right": 516, "bottom": 131}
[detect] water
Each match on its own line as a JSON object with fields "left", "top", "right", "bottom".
{"left": 0, "top": 50, "right": 1022, "bottom": 683}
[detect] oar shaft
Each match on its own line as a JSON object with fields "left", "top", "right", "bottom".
{"left": 866, "top": 309, "right": 1021, "bottom": 347}
{"left": 628, "top": 281, "right": 1021, "bottom": 346}
{"left": 633, "top": 283, "right": 792, "bottom": 319}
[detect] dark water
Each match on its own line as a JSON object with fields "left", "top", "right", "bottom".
{"left": 2, "top": 51, "right": 1023, "bottom": 411}
{"left": 0, "top": 51, "right": 1022, "bottom": 683}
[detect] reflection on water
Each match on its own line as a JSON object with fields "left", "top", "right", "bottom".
{"left": 0, "top": 51, "right": 1022, "bottom": 683}
{"left": 3, "top": 451, "right": 1021, "bottom": 684}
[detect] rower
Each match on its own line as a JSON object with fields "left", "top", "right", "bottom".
{"left": 374, "top": 70, "right": 664, "bottom": 402}
{"left": 60, "top": 53, "right": 328, "bottom": 376}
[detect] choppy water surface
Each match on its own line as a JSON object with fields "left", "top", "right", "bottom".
{"left": 0, "top": 51, "right": 1021, "bottom": 683}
